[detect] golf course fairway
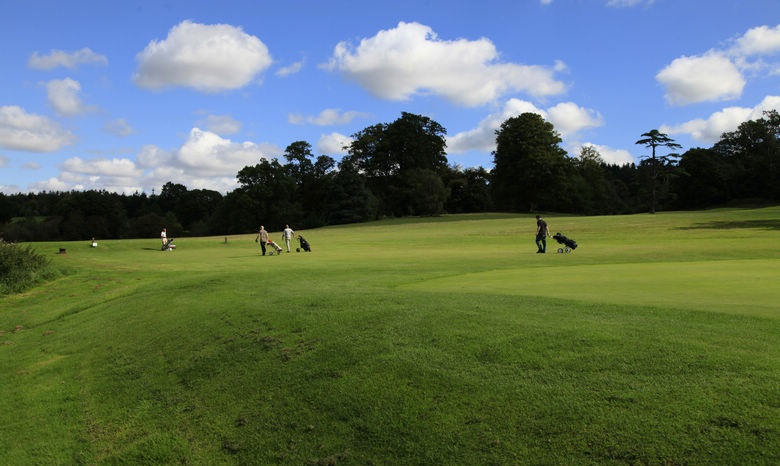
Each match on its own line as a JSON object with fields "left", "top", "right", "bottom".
{"left": 1, "top": 206, "right": 778, "bottom": 465}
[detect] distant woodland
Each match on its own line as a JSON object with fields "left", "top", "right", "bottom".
{"left": 2, "top": 110, "right": 778, "bottom": 242}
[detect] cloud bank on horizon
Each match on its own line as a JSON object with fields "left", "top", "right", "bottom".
{"left": 1, "top": 1, "right": 778, "bottom": 194}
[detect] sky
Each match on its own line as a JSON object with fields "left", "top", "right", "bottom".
{"left": 1, "top": 0, "right": 779, "bottom": 195}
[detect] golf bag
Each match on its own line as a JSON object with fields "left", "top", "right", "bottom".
{"left": 297, "top": 235, "right": 311, "bottom": 252}
{"left": 161, "top": 238, "right": 176, "bottom": 251}
{"left": 266, "top": 239, "right": 283, "bottom": 255}
{"left": 552, "top": 232, "right": 577, "bottom": 253}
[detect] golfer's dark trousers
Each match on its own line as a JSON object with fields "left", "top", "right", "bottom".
{"left": 261, "top": 241, "right": 267, "bottom": 255}
{"left": 536, "top": 235, "right": 546, "bottom": 252}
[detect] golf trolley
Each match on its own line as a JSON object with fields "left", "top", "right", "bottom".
{"left": 161, "top": 238, "right": 176, "bottom": 251}
{"left": 552, "top": 232, "right": 577, "bottom": 253}
{"left": 296, "top": 235, "right": 311, "bottom": 252}
{"left": 266, "top": 239, "right": 283, "bottom": 255}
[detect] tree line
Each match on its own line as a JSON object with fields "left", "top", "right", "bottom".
{"left": 1, "top": 110, "right": 778, "bottom": 242}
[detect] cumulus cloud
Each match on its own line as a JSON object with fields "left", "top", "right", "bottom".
{"left": 546, "top": 102, "right": 603, "bottom": 136}
{"left": 316, "top": 132, "right": 353, "bottom": 155}
{"left": 197, "top": 114, "right": 242, "bottom": 135}
{"left": 28, "top": 177, "right": 72, "bottom": 193}
{"left": 447, "top": 98, "right": 601, "bottom": 154}
{"left": 37, "top": 129, "right": 282, "bottom": 194}
{"left": 657, "top": 24, "right": 780, "bottom": 106}
{"left": 661, "top": 95, "right": 780, "bottom": 144}
{"left": 276, "top": 59, "right": 304, "bottom": 77}
{"left": 289, "top": 108, "right": 369, "bottom": 126}
{"left": 0, "top": 105, "right": 76, "bottom": 152}
{"left": 133, "top": 20, "right": 272, "bottom": 92}
{"left": 45, "top": 78, "right": 96, "bottom": 116}
{"left": 731, "top": 24, "right": 780, "bottom": 56}
{"left": 174, "top": 128, "right": 274, "bottom": 177}
{"left": 28, "top": 47, "right": 108, "bottom": 70}
{"left": 656, "top": 52, "right": 745, "bottom": 105}
{"left": 325, "top": 21, "right": 567, "bottom": 106}
{"left": 104, "top": 118, "right": 134, "bottom": 137}
{"left": 577, "top": 142, "right": 635, "bottom": 165}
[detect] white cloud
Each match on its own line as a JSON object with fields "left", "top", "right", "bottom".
{"left": 656, "top": 24, "right": 780, "bottom": 107}
{"left": 45, "top": 78, "right": 96, "bottom": 116}
{"left": 289, "top": 108, "right": 369, "bottom": 126}
{"left": 731, "top": 24, "right": 780, "bottom": 56}
{"left": 136, "top": 144, "right": 173, "bottom": 168}
{"left": 276, "top": 59, "right": 304, "bottom": 77}
{"left": 447, "top": 98, "right": 601, "bottom": 154}
{"left": 546, "top": 102, "right": 602, "bottom": 136}
{"left": 197, "top": 114, "right": 242, "bottom": 135}
{"left": 33, "top": 129, "right": 281, "bottom": 194}
{"left": 52, "top": 157, "right": 145, "bottom": 194}
{"left": 0, "top": 184, "right": 21, "bottom": 195}
{"left": 63, "top": 156, "right": 143, "bottom": 178}
{"left": 0, "top": 105, "right": 76, "bottom": 152}
{"left": 104, "top": 118, "right": 134, "bottom": 137}
{"left": 447, "top": 99, "right": 543, "bottom": 153}
{"left": 316, "top": 132, "right": 353, "bottom": 155}
{"left": 174, "top": 128, "right": 273, "bottom": 177}
{"left": 28, "top": 177, "right": 71, "bottom": 193}
{"left": 661, "top": 95, "right": 780, "bottom": 144}
{"left": 656, "top": 52, "right": 745, "bottom": 105}
{"left": 577, "top": 142, "right": 635, "bottom": 165}
{"left": 325, "top": 21, "right": 567, "bottom": 106}
{"left": 133, "top": 20, "right": 272, "bottom": 92}
{"left": 28, "top": 47, "right": 108, "bottom": 70}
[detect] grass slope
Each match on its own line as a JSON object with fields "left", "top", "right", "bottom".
{"left": 1, "top": 207, "right": 778, "bottom": 465}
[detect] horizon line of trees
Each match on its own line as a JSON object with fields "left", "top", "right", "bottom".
{"left": 1, "top": 110, "right": 778, "bottom": 243}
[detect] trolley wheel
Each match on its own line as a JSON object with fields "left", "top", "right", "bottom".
{"left": 565, "top": 247, "right": 571, "bottom": 253}
{"left": 557, "top": 248, "right": 564, "bottom": 253}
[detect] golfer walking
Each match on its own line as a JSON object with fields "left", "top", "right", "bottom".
{"left": 257, "top": 226, "right": 269, "bottom": 256}
{"left": 535, "top": 215, "right": 549, "bottom": 253}
{"left": 281, "top": 224, "right": 295, "bottom": 253}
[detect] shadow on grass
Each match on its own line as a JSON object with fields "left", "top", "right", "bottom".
{"left": 677, "top": 220, "right": 780, "bottom": 231}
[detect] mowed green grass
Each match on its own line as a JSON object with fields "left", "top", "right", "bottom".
{"left": 1, "top": 207, "right": 778, "bottom": 465}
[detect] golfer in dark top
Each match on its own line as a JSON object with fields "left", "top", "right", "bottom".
{"left": 536, "top": 215, "right": 549, "bottom": 253}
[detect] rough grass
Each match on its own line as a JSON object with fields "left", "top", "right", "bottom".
{"left": 0, "top": 207, "right": 778, "bottom": 465}
{"left": 0, "top": 241, "right": 58, "bottom": 295}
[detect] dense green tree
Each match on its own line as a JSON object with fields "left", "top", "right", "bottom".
{"left": 567, "top": 146, "right": 615, "bottom": 214}
{"left": 675, "top": 148, "right": 733, "bottom": 208}
{"left": 158, "top": 182, "right": 188, "bottom": 214}
{"left": 326, "top": 163, "right": 377, "bottom": 225}
{"left": 443, "top": 165, "right": 492, "bottom": 213}
{"left": 127, "top": 212, "right": 167, "bottom": 240}
{"left": 635, "top": 129, "right": 682, "bottom": 213}
{"left": 177, "top": 189, "right": 223, "bottom": 234}
{"left": 282, "top": 141, "right": 340, "bottom": 227}
{"left": 713, "top": 110, "right": 779, "bottom": 200}
{"left": 236, "top": 158, "right": 298, "bottom": 230}
{"left": 491, "top": 113, "right": 570, "bottom": 212}
{"left": 345, "top": 112, "right": 448, "bottom": 216}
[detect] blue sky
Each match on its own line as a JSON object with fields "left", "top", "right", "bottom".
{"left": 1, "top": 0, "right": 779, "bottom": 194}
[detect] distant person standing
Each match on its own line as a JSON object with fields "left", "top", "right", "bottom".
{"left": 535, "top": 215, "right": 549, "bottom": 253}
{"left": 160, "top": 227, "right": 175, "bottom": 251}
{"left": 282, "top": 224, "right": 295, "bottom": 253}
{"left": 256, "top": 225, "right": 269, "bottom": 256}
